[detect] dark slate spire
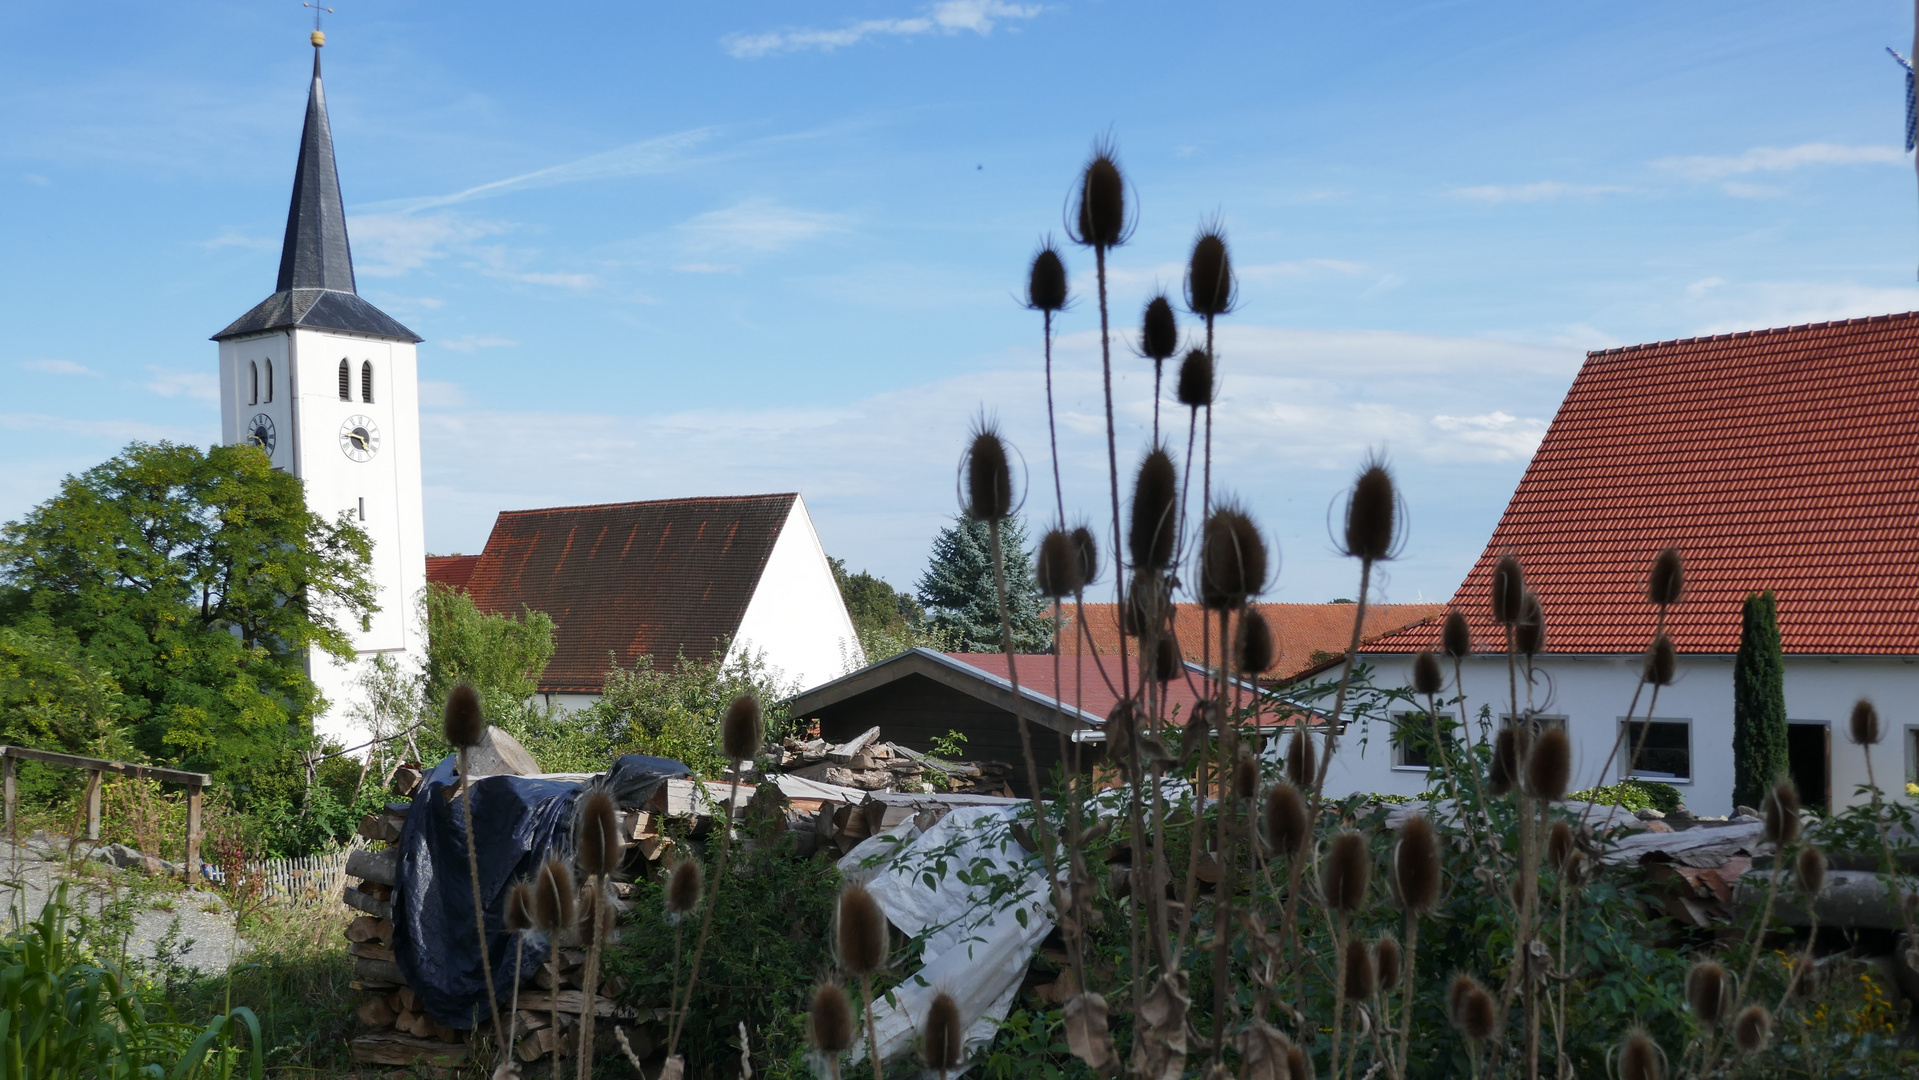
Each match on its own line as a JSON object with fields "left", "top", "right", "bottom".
{"left": 276, "top": 49, "right": 356, "bottom": 293}
{"left": 214, "top": 39, "right": 420, "bottom": 343}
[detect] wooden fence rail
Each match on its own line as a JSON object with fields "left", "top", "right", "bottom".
{"left": 0, "top": 745, "right": 211, "bottom": 884}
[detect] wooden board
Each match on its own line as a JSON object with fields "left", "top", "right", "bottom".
{"left": 354, "top": 956, "right": 406, "bottom": 986}
{"left": 351, "top": 1032, "right": 468, "bottom": 1067}
{"left": 346, "top": 846, "right": 399, "bottom": 887}
{"left": 517, "top": 989, "right": 637, "bottom": 1018}
{"left": 342, "top": 886, "right": 393, "bottom": 920}
{"left": 0, "top": 745, "right": 210, "bottom": 787}
{"left": 350, "top": 941, "right": 397, "bottom": 963}
{"left": 344, "top": 915, "right": 392, "bottom": 943}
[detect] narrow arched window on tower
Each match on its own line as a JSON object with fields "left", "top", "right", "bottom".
{"left": 264, "top": 359, "right": 274, "bottom": 403}
{"left": 362, "top": 361, "right": 374, "bottom": 404}
{"left": 249, "top": 361, "right": 258, "bottom": 406}
{"left": 338, "top": 359, "right": 350, "bottom": 401}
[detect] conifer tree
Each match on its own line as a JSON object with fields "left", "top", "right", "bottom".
{"left": 916, "top": 516, "right": 1055, "bottom": 653}
{"left": 1732, "top": 590, "right": 1788, "bottom": 812}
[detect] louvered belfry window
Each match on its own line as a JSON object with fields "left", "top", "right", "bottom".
{"left": 361, "top": 361, "right": 374, "bottom": 404}
{"left": 249, "top": 361, "right": 258, "bottom": 405}
{"left": 264, "top": 359, "right": 274, "bottom": 403}
{"left": 338, "top": 359, "right": 350, "bottom": 401}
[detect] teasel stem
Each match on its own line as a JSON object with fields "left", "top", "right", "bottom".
{"left": 505, "top": 932, "right": 525, "bottom": 1068}
{"left": 576, "top": 876, "right": 605, "bottom": 1080}
{"left": 666, "top": 768, "right": 744, "bottom": 1060}
{"left": 1443, "top": 673, "right": 1508, "bottom": 902}
{"left": 860, "top": 973, "right": 883, "bottom": 1080}
{"left": 1202, "top": 314, "right": 1216, "bottom": 526}
{"left": 1397, "top": 914, "right": 1421, "bottom": 1079}
{"left": 456, "top": 747, "right": 504, "bottom": 1042}
{"left": 1579, "top": 599, "right": 1668, "bottom": 835}
{"left": 1328, "top": 910, "right": 1350, "bottom": 1080}
{"left": 1208, "top": 609, "right": 1237, "bottom": 1063}
{"left": 1043, "top": 309, "right": 1066, "bottom": 530}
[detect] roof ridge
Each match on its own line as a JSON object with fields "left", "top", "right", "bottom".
{"left": 494, "top": 492, "right": 800, "bottom": 518}
{"left": 1586, "top": 310, "right": 1919, "bottom": 359}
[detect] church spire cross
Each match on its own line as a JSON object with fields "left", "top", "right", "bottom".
{"left": 303, "top": 2, "right": 334, "bottom": 46}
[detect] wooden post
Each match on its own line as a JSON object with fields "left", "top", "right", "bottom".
{"left": 85, "top": 769, "right": 103, "bottom": 840}
{"left": 185, "top": 784, "right": 203, "bottom": 885}
{"left": 2, "top": 754, "right": 14, "bottom": 834}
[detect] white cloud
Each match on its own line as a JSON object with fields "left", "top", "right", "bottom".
{"left": 0, "top": 413, "right": 201, "bottom": 443}
{"left": 1449, "top": 182, "right": 1633, "bottom": 203}
{"left": 374, "top": 128, "right": 720, "bottom": 214}
{"left": 419, "top": 381, "right": 472, "bottom": 409}
{"left": 673, "top": 263, "right": 741, "bottom": 274}
{"left": 1681, "top": 280, "right": 1919, "bottom": 335}
{"left": 200, "top": 230, "right": 276, "bottom": 251}
{"left": 465, "top": 248, "right": 598, "bottom": 291}
{"left": 1654, "top": 142, "right": 1905, "bottom": 181}
{"left": 350, "top": 213, "right": 508, "bottom": 277}
{"left": 724, "top": 0, "right": 1041, "bottom": 58}
{"left": 23, "top": 174, "right": 50, "bottom": 187}
{"left": 144, "top": 368, "right": 219, "bottom": 402}
{"left": 440, "top": 335, "right": 518, "bottom": 353}
{"left": 1718, "top": 181, "right": 1785, "bottom": 199}
{"left": 1430, "top": 412, "right": 1551, "bottom": 461}
{"left": 20, "top": 358, "right": 96, "bottom": 376}
{"left": 676, "top": 198, "right": 848, "bottom": 255}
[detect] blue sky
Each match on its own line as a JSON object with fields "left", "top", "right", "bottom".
{"left": 4, "top": 1, "right": 1918, "bottom": 606}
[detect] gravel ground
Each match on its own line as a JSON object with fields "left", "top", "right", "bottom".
{"left": 0, "top": 832, "right": 245, "bottom": 974}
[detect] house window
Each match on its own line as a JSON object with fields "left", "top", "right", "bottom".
{"left": 248, "top": 361, "right": 258, "bottom": 405}
{"left": 1620, "top": 718, "right": 1692, "bottom": 783}
{"left": 338, "top": 359, "right": 350, "bottom": 401}
{"left": 361, "top": 361, "right": 374, "bottom": 403}
{"left": 1500, "top": 713, "right": 1567, "bottom": 734}
{"left": 357, "top": 497, "right": 366, "bottom": 522}
{"left": 1392, "top": 712, "right": 1458, "bottom": 770}
{"left": 263, "top": 359, "right": 273, "bottom": 403}
{"left": 1906, "top": 726, "right": 1919, "bottom": 787}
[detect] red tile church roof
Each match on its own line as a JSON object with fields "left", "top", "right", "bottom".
{"left": 433, "top": 494, "right": 798, "bottom": 693}
{"left": 1369, "top": 312, "right": 1919, "bottom": 656}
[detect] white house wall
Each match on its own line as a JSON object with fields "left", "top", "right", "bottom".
{"left": 728, "top": 496, "right": 862, "bottom": 693}
{"left": 1324, "top": 652, "right": 1919, "bottom": 813}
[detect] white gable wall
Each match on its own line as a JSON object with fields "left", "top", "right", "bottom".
{"left": 728, "top": 496, "right": 862, "bottom": 693}
{"left": 1324, "top": 652, "right": 1919, "bottom": 813}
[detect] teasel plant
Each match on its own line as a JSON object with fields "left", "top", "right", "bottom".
{"left": 530, "top": 857, "right": 576, "bottom": 1080}
{"left": 498, "top": 879, "right": 535, "bottom": 1076}
{"left": 443, "top": 684, "right": 504, "bottom": 1041}
{"left": 664, "top": 693, "right": 763, "bottom": 1070}
{"left": 572, "top": 789, "right": 625, "bottom": 1079}
{"left": 836, "top": 882, "right": 889, "bottom": 1080}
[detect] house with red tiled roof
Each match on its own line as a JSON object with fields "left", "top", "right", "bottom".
{"left": 1339, "top": 313, "right": 1919, "bottom": 814}
{"left": 1057, "top": 602, "right": 1446, "bottom": 684}
{"left": 429, "top": 493, "right": 860, "bottom": 706}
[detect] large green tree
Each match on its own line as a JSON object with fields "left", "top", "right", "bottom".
{"left": 1732, "top": 589, "right": 1788, "bottom": 812}
{"left": 915, "top": 516, "right": 1054, "bottom": 653}
{"left": 0, "top": 441, "right": 374, "bottom": 800}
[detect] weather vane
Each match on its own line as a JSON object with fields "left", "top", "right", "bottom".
{"left": 303, "top": 1, "right": 335, "bottom": 46}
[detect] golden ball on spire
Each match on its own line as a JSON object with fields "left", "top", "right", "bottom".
{"left": 311, "top": 30, "right": 325, "bottom": 47}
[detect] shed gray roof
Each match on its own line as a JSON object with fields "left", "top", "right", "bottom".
{"left": 213, "top": 49, "right": 419, "bottom": 344}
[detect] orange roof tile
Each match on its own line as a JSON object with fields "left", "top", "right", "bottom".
{"left": 1368, "top": 312, "right": 1919, "bottom": 656}
{"left": 1057, "top": 601, "right": 1447, "bottom": 682}
{"left": 425, "top": 554, "right": 480, "bottom": 594}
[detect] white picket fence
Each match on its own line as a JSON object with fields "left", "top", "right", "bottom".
{"left": 239, "top": 837, "right": 366, "bottom": 906}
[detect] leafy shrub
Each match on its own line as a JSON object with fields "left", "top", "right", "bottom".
{"left": 1568, "top": 780, "right": 1684, "bottom": 814}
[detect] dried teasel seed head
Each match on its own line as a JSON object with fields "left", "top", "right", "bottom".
{"left": 1343, "top": 461, "right": 1398, "bottom": 562}
{"left": 1648, "top": 547, "right": 1685, "bottom": 606}
{"left": 443, "top": 683, "right": 485, "bottom": 749}
{"left": 1185, "top": 228, "right": 1235, "bottom": 318}
{"left": 1264, "top": 781, "right": 1308, "bottom": 856}
{"left": 1796, "top": 844, "right": 1827, "bottom": 897}
{"left": 1526, "top": 727, "right": 1572, "bottom": 802}
{"left": 1514, "top": 592, "right": 1546, "bottom": 657}
{"left": 1151, "top": 636, "right": 1181, "bottom": 683}
{"left": 1452, "top": 977, "right": 1495, "bottom": 1042}
{"left": 1763, "top": 779, "right": 1802, "bottom": 846}
{"left": 1341, "top": 938, "right": 1376, "bottom": 1001}
{"left": 531, "top": 857, "right": 576, "bottom": 934}
{"left": 574, "top": 788, "right": 625, "bottom": 876}
{"left": 1140, "top": 294, "right": 1178, "bottom": 361}
{"left": 1686, "top": 960, "right": 1730, "bottom": 1026}
{"left": 1285, "top": 730, "right": 1317, "bottom": 788}
{"left": 1733, "top": 1005, "right": 1770, "bottom": 1052}
{"left": 923, "top": 990, "right": 964, "bottom": 1072}
{"left": 1447, "top": 973, "right": 1475, "bottom": 1028}
{"left": 1620, "top": 1029, "right": 1663, "bottom": 1080}
{"left": 1394, "top": 814, "right": 1441, "bottom": 912}
{"left": 1235, "top": 610, "right": 1276, "bottom": 675}
{"left": 1324, "top": 830, "right": 1371, "bottom": 913}
{"left": 1070, "top": 525, "right": 1100, "bottom": 587}
{"left": 1374, "top": 934, "right": 1401, "bottom": 991}
{"left": 1643, "top": 634, "right": 1677, "bottom": 687}
{"left": 1035, "top": 528, "right": 1083, "bottom": 598}
{"left": 1073, "top": 149, "right": 1127, "bottom": 249}
{"left": 1287, "top": 1043, "right": 1310, "bottom": 1080}
{"left": 1027, "top": 244, "right": 1067, "bottom": 313}
{"left": 808, "top": 982, "right": 856, "bottom": 1055}
{"left": 962, "top": 421, "right": 1013, "bottom": 523}
{"left": 1128, "top": 447, "right": 1179, "bottom": 569}
{"left": 665, "top": 857, "right": 703, "bottom": 917}
{"left": 1442, "top": 610, "right": 1473, "bottom": 659}
{"left": 1487, "top": 728, "right": 1519, "bottom": 797}
{"left": 1548, "top": 820, "right": 1575, "bottom": 872}
{"left": 1176, "top": 348, "right": 1214, "bottom": 408}
{"left": 1412, "top": 651, "right": 1443, "bottom": 696}
{"left": 1233, "top": 755, "right": 1259, "bottom": 801}
{"left": 836, "top": 883, "right": 888, "bottom": 976}
{"left": 504, "top": 880, "right": 534, "bottom": 933}
{"left": 722, "top": 693, "right": 763, "bottom": 763}
{"left": 1849, "top": 698, "right": 1881, "bottom": 746}
{"left": 1198, "top": 505, "right": 1268, "bottom": 610}
{"left": 1490, "top": 555, "right": 1526, "bottom": 626}
{"left": 1125, "top": 570, "right": 1168, "bottom": 635}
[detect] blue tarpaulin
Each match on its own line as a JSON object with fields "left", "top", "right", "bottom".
{"left": 390, "top": 753, "right": 690, "bottom": 1027}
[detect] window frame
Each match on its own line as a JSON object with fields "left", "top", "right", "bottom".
{"left": 248, "top": 360, "right": 258, "bottom": 406}
{"left": 338, "top": 359, "right": 351, "bottom": 402}
{"left": 1390, "top": 710, "right": 1459, "bottom": 771}
{"left": 361, "top": 360, "right": 374, "bottom": 404}
{"left": 263, "top": 358, "right": 273, "bottom": 403}
{"left": 1617, "top": 716, "right": 1694, "bottom": 784}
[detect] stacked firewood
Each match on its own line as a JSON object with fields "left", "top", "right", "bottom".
{"left": 777, "top": 727, "right": 1014, "bottom": 796}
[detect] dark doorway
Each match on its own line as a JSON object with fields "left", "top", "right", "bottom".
{"left": 1786, "top": 723, "right": 1830, "bottom": 813}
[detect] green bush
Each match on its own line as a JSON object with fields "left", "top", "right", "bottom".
{"left": 1568, "top": 779, "right": 1683, "bottom": 814}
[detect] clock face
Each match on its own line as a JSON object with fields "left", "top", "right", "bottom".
{"left": 340, "top": 415, "right": 381, "bottom": 462}
{"left": 245, "top": 413, "right": 276, "bottom": 455}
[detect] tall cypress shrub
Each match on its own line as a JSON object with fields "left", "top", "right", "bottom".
{"left": 1732, "top": 590, "right": 1788, "bottom": 812}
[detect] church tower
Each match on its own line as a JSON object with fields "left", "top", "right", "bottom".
{"left": 212, "top": 30, "right": 427, "bottom": 746}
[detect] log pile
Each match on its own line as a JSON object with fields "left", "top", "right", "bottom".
{"left": 776, "top": 727, "right": 1014, "bottom": 796}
